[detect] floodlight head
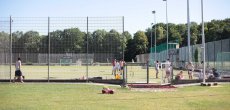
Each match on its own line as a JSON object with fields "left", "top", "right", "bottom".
{"left": 152, "top": 11, "right": 156, "bottom": 14}
{"left": 163, "top": 0, "right": 167, "bottom": 1}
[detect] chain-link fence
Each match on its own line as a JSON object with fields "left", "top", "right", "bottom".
{"left": 125, "top": 63, "right": 149, "bottom": 84}
{"left": 137, "top": 38, "right": 230, "bottom": 75}
{"left": 0, "top": 16, "right": 124, "bottom": 81}
{"left": 0, "top": 17, "right": 10, "bottom": 79}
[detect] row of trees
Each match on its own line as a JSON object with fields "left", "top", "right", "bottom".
{"left": 0, "top": 28, "right": 132, "bottom": 60}
{"left": 0, "top": 18, "right": 229, "bottom": 61}
{"left": 145, "top": 18, "right": 230, "bottom": 49}
{"left": 125, "top": 18, "right": 230, "bottom": 61}
{"left": 11, "top": 29, "right": 132, "bottom": 54}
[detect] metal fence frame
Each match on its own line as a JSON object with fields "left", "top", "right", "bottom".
{"left": 138, "top": 38, "right": 230, "bottom": 72}
{"left": 0, "top": 16, "right": 125, "bottom": 82}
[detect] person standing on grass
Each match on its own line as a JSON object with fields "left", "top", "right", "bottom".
{"left": 155, "top": 60, "right": 159, "bottom": 78}
{"left": 112, "top": 60, "right": 120, "bottom": 76}
{"left": 115, "top": 60, "right": 120, "bottom": 74}
{"left": 119, "top": 59, "right": 125, "bottom": 75}
{"left": 186, "top": 61, "right": 194, "bottom": 79}
{"left": 164, "top": 59, "right": 171, "bottom": 83}
{"left": 14, "top": 57, "right": 23, "bottom": 83}
{"left": 111, "top": 59, "right": 116, "bottom": 75}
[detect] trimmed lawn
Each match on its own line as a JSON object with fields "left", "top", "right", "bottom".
{"left": 0, "top": 83, "right": 230, "bottom": 110}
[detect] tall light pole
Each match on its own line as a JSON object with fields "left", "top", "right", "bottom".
{"left": 152, "top": 11, "right": 157, "bottom": 62}
{"left": 163, "top": 0, "right": 168, "bottom": 59}
{"left": 201, "top": 0, "right": 206, "bottom": 83}
{"left": 150, "top": 23, "right": 153, "bottom": 61}
{"left": 187, "top": 0, "right": 191, "bottom": 62}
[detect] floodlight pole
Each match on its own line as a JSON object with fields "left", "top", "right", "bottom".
{"left": 163, "top": 0, "right": 168, "bottom": 59}
{"left": 187, "top": 0, "right": 191, "bottom": 62}
{"left": 201, "top": 0, "right": 206, "bottom": 83}
{"left": 150, "top": 23, "right": 153, "bottom": 60}
{"left": 152, "top": 11, "right": 157, "bottom": 61}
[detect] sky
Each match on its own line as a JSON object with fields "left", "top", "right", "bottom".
{"left": 0, "top": 0, "right": 230, "bottom": 35}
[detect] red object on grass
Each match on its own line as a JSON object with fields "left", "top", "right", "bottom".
{"left": 102, "top": 89, "right": 114, "bottom": 94}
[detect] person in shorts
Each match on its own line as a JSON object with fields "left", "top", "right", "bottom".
{"left": 119, "top": 59, "right": 125, "bottom": 75}
{"left": 14, "top": 58, "right": 23, "bottom": 83}
{"left": 112, "top": 60, "right": 120, "bottom": 76}
{"left": 164, "top": 59, "right": 171, "bottom": 83}
{"left": 155, "top": 60, "right": 159, "bottom": 78}
{"left": 186, "top": 61, "right": 194, "bottom": 79}
{"left": 111, "top": 59, "right": 116, "bottom": 75}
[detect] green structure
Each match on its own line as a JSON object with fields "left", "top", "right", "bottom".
{"left": 150, "top": 42, "right": 178, "bottom": 53}
{"left": 149, "top": 41, "right": 179, "bottom": 66}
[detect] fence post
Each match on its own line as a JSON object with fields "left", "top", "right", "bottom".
{"left": 9, "top": 16, "right": 12, "bottom": 82}
{"left": 121, "top": 63, "right": 126, "bottom": 87}
{"left": 122, "top": 16, "right": 125, "bottom": 60}
{"left": 171, "top": 55, "right": 174, "bottom": 83}
{"left": 147, "top": 61, "right": 149, "bottom": 84}
{"left": 86, "top": 17, "right": 89, "bottom": 82}
{"left": 126, "top": 63, "right": 128, "bottom": 84}
{"left": 48, "top": 17, "right": 50, "bottom": 82}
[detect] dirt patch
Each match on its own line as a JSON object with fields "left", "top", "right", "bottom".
{"left": 128, "top": 84, "right": 176, "bottom": 89}
{"left": 130, "top": 88, "right": 177, "bottom": 92}
{"left": 210, "top": 85, "right": 223, "bottom": 87}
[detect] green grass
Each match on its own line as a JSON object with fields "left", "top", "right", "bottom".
{"left": 0, "top": 65, "right": 193, "bottom": 83}
{"left": 0, "top": 83, "right": 230, "bottom": 110}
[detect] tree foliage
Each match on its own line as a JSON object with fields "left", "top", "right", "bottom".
{"left": 133, "top": 31, "right": 148, "bottom": 55}
{"left": 0, "top": 18, "right": 229, "bottom": 62}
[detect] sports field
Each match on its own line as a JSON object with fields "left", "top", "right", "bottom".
{"left": 3, "top": 65, "right": 194, "bottom": 83}
{"left": 0, "top": 83, "right": 230, "bottom": 110}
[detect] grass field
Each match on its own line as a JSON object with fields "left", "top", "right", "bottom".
{"left": 0, "top": 65, "right": 195, "bottom": 83}
{"left": 0, "top": 83, "right": 230, "bottom": 110}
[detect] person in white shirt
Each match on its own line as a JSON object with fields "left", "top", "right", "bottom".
{"left": 112, "top": 60, "right": 120, "bottom": 76}
{"left": 164, "top": 59, "right": 171, "bottom": 83}
{"left": 155, "top": 60, "right": 159, "bottom": 78}
{"left": 111, "top": 59, "right": 116, "bottom": 75}
{"left": 14, "top": 58, "right": 23, "bottom": 83}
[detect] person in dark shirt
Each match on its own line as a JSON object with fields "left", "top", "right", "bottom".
{"left": 212, "top": 68, "right": 220, "bottom": 78}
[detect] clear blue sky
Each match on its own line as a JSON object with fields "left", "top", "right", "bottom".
{"left": 0, "top": 0, "right": 230, "bottom": 35}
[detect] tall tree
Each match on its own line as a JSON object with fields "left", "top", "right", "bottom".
{"left": 190, "top": 22, "right": 199, "bottom": 45}
{"left": 124, "top": 39, "right": 135, "bottom": 61}
{"left": 50, "top": 30, "right": 62, "bottom": 53}
{"left": 19, "top": 31, "right": 41, "bottom": 53}
{"left": 176, "top": 24, "right": 186, "bottom": 45}
{"left": 92, "top": 29, "right": 107, "bottom": 53}
{"left": 122, "top": 31, "right": 132, "bottom": 49}
{"left": 62, "top": 28, "right": 85, "bottom": 53}
{"left": 0, "top": 32, "right": 10, "bottom": 52}
{"left": 145, "top": 27, "right": 152, "bottom": 52}
{"left": 133, "top": 31, "right": 148, "bottom": 55}
{"left": 104, "top": 29, "right": 122, "bottom": 54}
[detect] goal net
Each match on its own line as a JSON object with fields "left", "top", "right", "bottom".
{"left": 60, "top": 57, "right": 73, "bottom": 66}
